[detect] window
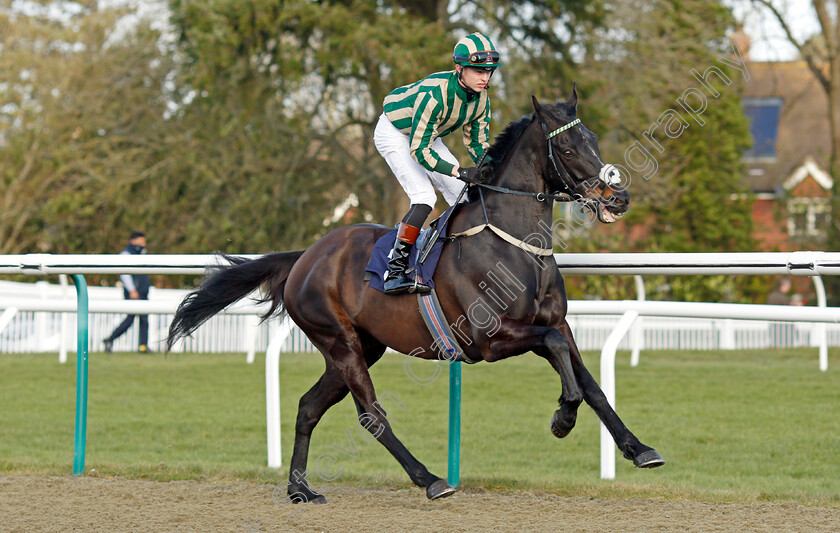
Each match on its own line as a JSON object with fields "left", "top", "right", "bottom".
{"left": 787, "top": 198, "right": 830, "bottom": 238}
{"left": 742, "top": 98, "right": 783, "bottom": 161}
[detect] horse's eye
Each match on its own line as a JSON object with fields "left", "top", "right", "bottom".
{"left": 563, "top": 150, "right": 574, "bottom": 159}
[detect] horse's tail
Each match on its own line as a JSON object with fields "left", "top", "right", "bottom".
{"left": 166, "top": 251, "right": 306, "bottom": 351}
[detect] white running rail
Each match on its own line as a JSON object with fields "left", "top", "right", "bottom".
{"left": 2, "top": 252, "right": 839, "bottom": 478}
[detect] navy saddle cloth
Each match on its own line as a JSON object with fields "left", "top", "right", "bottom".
{"left": 365, "top": 207, "right": 456, "bottom": 292}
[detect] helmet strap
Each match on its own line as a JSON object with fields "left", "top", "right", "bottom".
{"left": 455, "top": 65, "right": 479, "bottom": 96}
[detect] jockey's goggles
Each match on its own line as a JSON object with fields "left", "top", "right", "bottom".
{"left": 455, "top": 50, "right": 501, "bottom": 66}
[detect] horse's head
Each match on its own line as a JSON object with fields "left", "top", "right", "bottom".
{"left": 532, "top": 88, "right": 630, "bottom": 223}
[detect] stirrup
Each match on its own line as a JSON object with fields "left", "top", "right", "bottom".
{"left": 384, "top": 278, "right": 428, "bottom": 295}
{"left": 384, "top": 272, "right": 430, "bottom": 295}
{"left": 411, "top": 278, "right": 432, "bottom": 295}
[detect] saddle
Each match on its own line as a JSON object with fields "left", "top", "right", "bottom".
{"left": 364, "top": 206, "right": 456, "bottom": 293}
{"left": 364, "top": 205, "right": 478, "bottom": 363}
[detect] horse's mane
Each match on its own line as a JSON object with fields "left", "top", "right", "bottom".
{"left": 483, "top": 101, "right": 575, "bottom": 164}
{"left": 463, "top": 115, "right": 531, "bottom": 203}
{"left": 465, "top": 101, "right": 574, "bottom": 203}
{"left": 483, "top": 114, "right": 533, "bottom": 165}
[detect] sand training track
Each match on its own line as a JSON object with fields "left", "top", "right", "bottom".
{"left": 2, "top": 475, "right": 839, "bottom": 532}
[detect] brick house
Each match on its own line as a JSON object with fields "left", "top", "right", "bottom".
{"left": 740, "top": 58, "right": 833, "bottom": 252}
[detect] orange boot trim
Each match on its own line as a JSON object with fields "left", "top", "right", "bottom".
{"left": 396, "top": 223, "right": 421, "bottom": 244}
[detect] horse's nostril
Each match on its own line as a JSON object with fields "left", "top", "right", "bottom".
{"left": 616, "top": 194, "right": 630, "bottom": 209}
{"left": 605, "top": 191, "right": 630, "bottom": 209}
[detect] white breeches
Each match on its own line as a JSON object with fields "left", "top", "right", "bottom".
{"left": 373, "top": 113, "right": 465, "bottom": 208}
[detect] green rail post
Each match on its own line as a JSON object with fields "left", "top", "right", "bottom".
{"left": 71, "top": 274, "right": 89, "bottom": 476}
{"left": 447, "top": 360, "right": 461, "bottom": 487}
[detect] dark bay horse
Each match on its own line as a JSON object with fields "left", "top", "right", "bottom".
{"left": 167, "top": 89, "right": 665, "bottom": 503}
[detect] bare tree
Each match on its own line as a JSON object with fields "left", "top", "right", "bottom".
{"left": 749, "top": 0, "right": 840, "bottom": 245}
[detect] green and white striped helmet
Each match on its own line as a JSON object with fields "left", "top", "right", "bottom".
{"left": 452, "top": 32, "right": 502, "bottom": 69}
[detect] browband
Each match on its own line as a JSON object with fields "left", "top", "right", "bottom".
{"left": 546, "top": 118, "right": 581, "bottom": 139}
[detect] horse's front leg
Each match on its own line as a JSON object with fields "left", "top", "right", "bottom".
{"left": 534, "top": 330, "right": 585, "bottom": 438}
{"left": 557, "top": 320, "right": 665, "bottom": 468}
{"left": 487, "top": 322, "right": 583, "bottom": 438}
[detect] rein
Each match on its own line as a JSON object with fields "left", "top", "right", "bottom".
{"left": 475, "top": 183, "right": 575, "bottom": 203}
{"left": 474, "top": 116, "right": 619, "bottom": 208}
{"left": 446, "top": 184, "right": 554, "bottom": 256}
{"left": 430, "top": 115, "right": 622, "bottom": 258}
{"left": 471, "top": 118, "right": 584, "bottom": 203}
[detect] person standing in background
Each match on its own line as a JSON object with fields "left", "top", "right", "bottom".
{"left": 767, "top": 278, "right": 792, "bottom": 306}
{"left": 103, "top": 231, "right": 152, "bottom": 353}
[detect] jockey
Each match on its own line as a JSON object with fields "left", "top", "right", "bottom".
{"left": 374, "top": 32, "right": 501, "bottom": 295}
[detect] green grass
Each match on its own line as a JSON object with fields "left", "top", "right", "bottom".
{"left": 1, "top": 348, "right": 838, "bottom": 507}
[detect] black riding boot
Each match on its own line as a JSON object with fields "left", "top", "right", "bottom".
{"left": 384, "top": 224, "right": 431, "bottom": 295}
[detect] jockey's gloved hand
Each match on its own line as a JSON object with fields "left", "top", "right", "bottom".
{"left": 457, "top": 166, "right": 491, "bottom": 185}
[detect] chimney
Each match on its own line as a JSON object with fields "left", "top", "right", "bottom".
{"left": 731, "top": 24, "right": 751, "bottom": 61}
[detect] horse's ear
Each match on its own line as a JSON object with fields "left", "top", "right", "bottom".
{"left": 566, "top": 82, "right": 578, "bottom": 113}
{"left": 531, "top": 95, "right": 544, "bottom": 117}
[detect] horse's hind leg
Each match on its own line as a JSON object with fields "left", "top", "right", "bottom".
{"left": 328, "top": 339, "right": 454, "bottom": 500}
{"left": 286, "top": 364, "right": 351, "bottom": 504}
{"left": 286, "top": 342, "right": 385, "bottom": 504}
{"left": 558, "top": 320, "right": 665, "bottom": 468}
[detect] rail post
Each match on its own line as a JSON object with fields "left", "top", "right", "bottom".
{"left": 630, "top": 275, "right": 645, "bottom": 366}
{"left": 447, "top": 360, "right": 462, "bottom": 487}
{"left": 71, "top": 274, "right": 89, "bottom": 476}
{"left": 813, "top": 276, "right": 828, "bottom": 371}
{"left": 600, "top": 310, "right": 639, "bottom": 480}
{"left": 266, "top": 317, "right": 291, "bottom": 468}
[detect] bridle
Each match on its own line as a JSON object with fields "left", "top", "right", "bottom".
{"left": 477, "top": 115, "right": 623, "bottom": 212}
{"left": 541, "top": 118, "right": 591, "bottom": 202}
{"left": 419, "top": 113, "right": 626, "bottom": 263}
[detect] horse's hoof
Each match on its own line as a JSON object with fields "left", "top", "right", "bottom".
{"left": 426, "top": 479, "right": 456, "bottom": 500}
{"left": 634, "top": 449, "right": 666, "bottom": 468}
{"left": 288, "top": 489, "right": 327, "bottom": 504}
{"left": 550, "top": 410, "right": 575, "bottom": 439}
{"left": 309, "top": 494, "right": 328, "bottom": 504}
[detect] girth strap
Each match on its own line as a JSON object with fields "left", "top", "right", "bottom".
{"left": 417, "top": 289, "right": 480, "bottom": 364}
{"left": 448, "top": 223, "right": 554, "bottom": 256}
